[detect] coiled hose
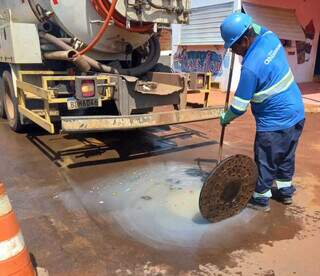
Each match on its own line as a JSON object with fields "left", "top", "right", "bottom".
{"left": 91, "top": 0, "right": 154, "bottom": 33}
{"left": 118, "top": 35, "right": 160, "bottom": 76}
{"left": 86, "top": 0, "right": 160, "bottom": 76}
{"left": 79, "top": 0, "right": 118, "bottom": 55}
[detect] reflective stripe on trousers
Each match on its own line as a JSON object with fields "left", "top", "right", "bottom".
{"left": 253, "top": 190, "right": 272, "bottom": 199}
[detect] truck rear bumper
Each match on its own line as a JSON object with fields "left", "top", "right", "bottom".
{"left": 61, "top": 106, "right": 223, "bottom": 133}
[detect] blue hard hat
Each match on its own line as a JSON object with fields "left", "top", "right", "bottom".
{"left": 220, "top": 12, "right": 253, "bottom": 49}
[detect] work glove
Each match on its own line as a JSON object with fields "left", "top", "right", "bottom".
{"left": 220, "top": 109, "right": 238, "bottom": 126}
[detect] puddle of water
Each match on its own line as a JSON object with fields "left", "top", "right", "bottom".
{"left": 67, "top": 162, "right": 258, "bottom": 250}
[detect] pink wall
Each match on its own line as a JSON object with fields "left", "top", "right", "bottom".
{"left": 247, "top": 0, "right": 320, "bottom": 82}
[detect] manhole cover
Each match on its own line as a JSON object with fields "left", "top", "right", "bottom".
{"left": 199, "top": 154, "right": 257, "bottom": 222}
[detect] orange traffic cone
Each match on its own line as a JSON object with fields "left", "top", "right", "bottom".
{"left": 0, "top": 182, "right": 47, "bottom": 276}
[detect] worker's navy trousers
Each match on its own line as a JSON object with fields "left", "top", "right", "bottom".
{"left": 253, "top": 119, "right": 305, "bottom": 202}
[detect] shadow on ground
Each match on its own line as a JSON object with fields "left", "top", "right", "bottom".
{"left": 25, "top": 125, "right": 218, "bottom": 169}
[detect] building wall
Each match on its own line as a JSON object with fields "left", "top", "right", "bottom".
{"left": 159, "top": 29, "right": 172, "bottom": 51}
{"left": 172, "top": 0, "right": 319, "bottom": 91}
{"left": 172, "top": 0, "right": 242, "bottom": 91}
{"left": 173, "top": 45, "right": 227, "bottom": 86}
{"left": 158, "top": 29, "right": 172, "bottom": 67}
{"left": 247, "top": 0, "right": 320, "bottom": 83}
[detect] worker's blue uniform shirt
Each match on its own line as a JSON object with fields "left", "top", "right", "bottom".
{"left": 230, "top": 27, "right": 305, "bottom": 131}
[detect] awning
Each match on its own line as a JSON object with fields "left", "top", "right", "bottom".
{"left": 242, "top": 2, "right": 305, "bottom": 41}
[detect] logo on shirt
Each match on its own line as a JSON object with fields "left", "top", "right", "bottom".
{"left": 264, "top": 43, "right": 281, "bottom": 65}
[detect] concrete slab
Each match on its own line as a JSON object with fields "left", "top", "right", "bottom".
{"left": 0, "top": 112, "right": 319, "bottom": 275}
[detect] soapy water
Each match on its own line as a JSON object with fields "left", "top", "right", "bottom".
{"left": 70, "top": 161, "right": 257, "bottom": 250}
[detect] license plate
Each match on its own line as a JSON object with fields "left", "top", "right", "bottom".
{"left": 67, "top": 98, "right": 102, "bottom": 110}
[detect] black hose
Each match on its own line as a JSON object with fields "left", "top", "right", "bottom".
{"left": 119, "top": 36, "right": 161, "bottom": 76}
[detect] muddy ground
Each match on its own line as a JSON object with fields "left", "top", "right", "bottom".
{"left": 0, "top": 112, "right": 319, "bottom": 276}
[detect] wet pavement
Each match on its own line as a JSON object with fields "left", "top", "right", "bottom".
{"left": 0, "top": 113, "right": 319, "bottom": 276}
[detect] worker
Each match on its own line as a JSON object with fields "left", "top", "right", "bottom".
{"left": 219, "top": 12, "right": 305, "bottom": 212}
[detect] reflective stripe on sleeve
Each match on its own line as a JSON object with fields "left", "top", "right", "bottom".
{"left": 231, "top": 96, "right": 250, "bottom": 112}
{"left": 252, "top": 69, "right": 294, "bottom": 103}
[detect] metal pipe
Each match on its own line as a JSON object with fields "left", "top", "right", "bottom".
{"left": 43, "top": 51, "right": 70, "bottom": 60}
{"left": 218, "top": 52, "right": 236, "bottom": 163}
{"left": 84, "top": 57, "right": 119, "bottom": 74}
{"left": 67, "top": 51, "right": 91, "bottom": 73}
{"left": 39, "top": 32, "right": 73, "bottom": 51}
{"left": 40, "top": 32, "right": 160, "bottom": 76}
{"left": 39, "top": 32, "right": 118, "bottom": 74}
{"left": 43, "top": 50, "right": 91, "bottom": 73}
{"left": 59, "top": 38, "right": 73, "bottom": 44}
{"left": 40, "top": 44, "right": 60, "bottom": 51}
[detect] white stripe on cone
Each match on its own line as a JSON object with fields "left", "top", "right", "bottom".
{"left": 0, "top": 231, "right": 25, "bottom": 261}
{"left": 0, "top": 194, "right": 12, "bottom": 216}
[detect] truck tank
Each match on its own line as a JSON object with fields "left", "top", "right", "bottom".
{"left": 0, "top": 0, "right": 189, "bottom": 58}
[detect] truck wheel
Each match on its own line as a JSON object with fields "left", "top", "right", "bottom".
{"left": 0, "top": 78, "right": 6, "bottom": 118}
{"left": 3, "top": 71, "right": 23, "bottom": 132}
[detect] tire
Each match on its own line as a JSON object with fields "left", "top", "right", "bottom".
{"left": 0, "top": 78, "right": 6, "bottom": 118}
{"left": 2, "top": 71, "right": 23, "bottom": 132}
{"left": 151, "top": 63, "right": 173, "bottom": 73}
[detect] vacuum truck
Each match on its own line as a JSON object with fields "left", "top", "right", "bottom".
{"left": 0, "top": 0, "right": 222, "bottom": 133}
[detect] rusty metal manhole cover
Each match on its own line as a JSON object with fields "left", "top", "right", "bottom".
{"left": 199, "top": 154, "right": 257, "bottom": 223}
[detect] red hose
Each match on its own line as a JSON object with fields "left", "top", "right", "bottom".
{"left": 78, "top": 0, "right": 118, "bottom": 55}
{"left": 80, "top": 0, "right": 154, "bottom": 55}
{"left": 91, "top": 0, "right": 154, "bottom": 33}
